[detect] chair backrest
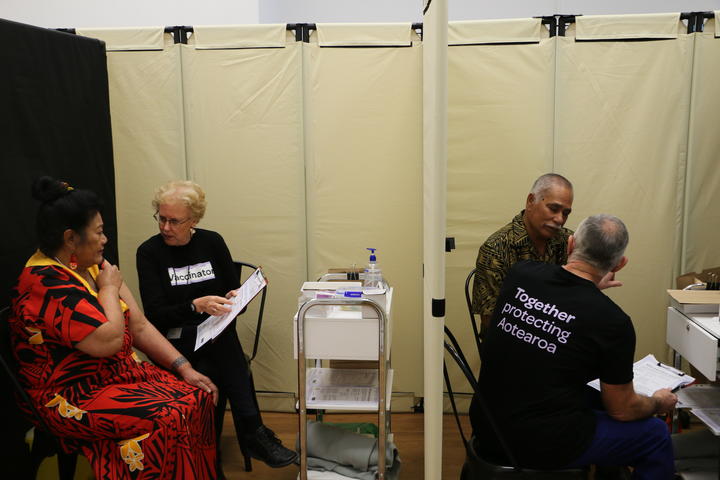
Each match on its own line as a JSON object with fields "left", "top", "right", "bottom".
{"left": 1, "top": 308, "right": 81, "bottom": 480}
{"left": 0, "top": 307, "right": 62, "bottom": 443}
{"left": 444, "top": 325, "right": 521, "bottom": 470}
{"left": 464, "top": 268, "right": 483, "bottom": 359}
{"left": 445, "top": 327, "right": 588, "bottom": 479}
{"left": 0, "top": 308, "right": 38, "bottom": 418}
{"left": 233, "top": 261, "right": 267, "bottom": 364}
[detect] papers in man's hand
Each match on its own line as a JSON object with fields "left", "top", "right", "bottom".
{"left": 194, "top": 268, "right": 267, "bottom": 351}
{"left": 587, "top": 354, "right": 695, "bottom": 397}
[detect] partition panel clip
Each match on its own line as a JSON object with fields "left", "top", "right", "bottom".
{"left": 680, "top": 13, "right": 696, "bottom": 34}
{"left": 285, "top": 23, "right": 309, "bottom": 43}
{"left": 556, "top": 15, "right": 578, "bottom": 37}
{"left": 445, "top": 237, "right": 456, "bottom": 253}
{"left": 695, "top": 12, "right": 715, "bottom": 33}
{"left": 412, "top": 22, "right": 423, "bottom": 40}
{"left": 535, "top": 16, "right": 557, "bottom": 37}
{"left": 165, "top": 26, "right": 191, "bottom": 44}
{"left": 304, "top": 24, "right": 316, "bottom": 43}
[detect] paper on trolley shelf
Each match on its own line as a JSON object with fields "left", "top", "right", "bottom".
{"left": 308, "top": 368, "right": 378, "bottom": 386}
{"left": 194, "top": 268, "right": 267, "bottom": 351}
{"left": 309, "top": 386, "right": 379, "bottom": 404}
{"left": 305, "top": 368, "right": 393, "bottom": 409}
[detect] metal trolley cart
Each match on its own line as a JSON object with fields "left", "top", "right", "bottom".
{"left": 295, "top": 285, "right": 393, "bottom": 480}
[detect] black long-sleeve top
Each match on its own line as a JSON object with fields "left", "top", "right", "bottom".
{"left": 136, "top": 229, "right": 240, "bottom": 337}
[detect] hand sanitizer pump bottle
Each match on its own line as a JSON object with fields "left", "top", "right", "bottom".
{"left": 363, "top": 248, "right": 383, "bottom": 288}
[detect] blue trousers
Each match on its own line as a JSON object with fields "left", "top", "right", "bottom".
{"left": 565, "top": 411, "right": 675, "bottom": 479}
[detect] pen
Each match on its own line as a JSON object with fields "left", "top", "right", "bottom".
{"left": 656, "top": 362, "right": 684, "bottom": 376}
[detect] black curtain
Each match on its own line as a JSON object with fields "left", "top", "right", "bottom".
{"left": 0, "top": 18, "right": 118, "bottom": 308}
{"left": 0, "top": 19, "right": 117, "bottom": 475}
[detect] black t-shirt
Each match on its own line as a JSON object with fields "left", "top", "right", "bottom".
{"left": 470, "top": 260, "right": 635, "bottom": 468}
{"left": 136, "top": 229, "right": 239, "bottom": 352}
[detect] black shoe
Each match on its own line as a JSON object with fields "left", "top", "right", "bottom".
{"left": 243, "top": 425, "right": 298, "bottom": 468}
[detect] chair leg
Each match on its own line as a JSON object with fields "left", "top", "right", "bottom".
{"left": 29, "top": 429, "right": 55, "bottom": 479}
{"left": 29, "top": 429, "right": 77, "bottom": 480}
{"left": 57, "top": 452, "right": 78, "bottom": 480}
{"left": 29, "top": 452, "right": 43, "bottom": 480}
{"left": 241, "top": 362, "right": 259, "bottom": 471}
{"left": 241, "top": 445, "right": 253, "bottom": 472}
{"left": 460, "top": 462, "right": 469, "bottom": 480}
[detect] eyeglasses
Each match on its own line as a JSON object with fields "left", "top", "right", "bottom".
{"left": 153, "top": 213, "right": 192, "bottom": 227}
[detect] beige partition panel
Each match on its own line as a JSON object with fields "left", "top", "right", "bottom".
{"left": 683, "top": 19, "right": 720, "bottom": 274}
{"left": 446, "top": 19, "right": 555, "bottom": 395}
{"left": 303, "top": 24, "right": 423, "bottom": 398}
{"left": 77, "top": 28, "right": 187, "bottom": 300}
{"left": 180, "top": 27, "right": 306, "bottom": 399}
{"left": 555, "top": 14, "right": 693, "bottom": 361}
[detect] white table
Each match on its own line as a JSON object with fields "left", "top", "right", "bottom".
{"left": 666, "top": 305, "right": 720, "bottom": 479}
{"left": 666, "top": 307, "right": 719, "bottom": 382}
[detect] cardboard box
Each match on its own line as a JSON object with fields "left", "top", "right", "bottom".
{"left": 667, "top": 289, "right": 720, "bottom": 314}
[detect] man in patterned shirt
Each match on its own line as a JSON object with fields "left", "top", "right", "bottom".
{"left": 472, "top": 173, "right": 622, "bottom": 329}
{"left": 472, "top": 173, "right": 574, "bottom": 328}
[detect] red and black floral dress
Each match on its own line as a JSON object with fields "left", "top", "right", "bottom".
{"left": 9, "top": 252, "right": 217, "bottom": 480}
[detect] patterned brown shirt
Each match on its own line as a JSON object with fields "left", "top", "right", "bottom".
{"left": 472, "top": 211, "right": 572, "bottom": 318}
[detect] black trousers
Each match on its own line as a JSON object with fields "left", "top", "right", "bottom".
{"left": 175, "top": 321, "right": 261, "bottom": 443}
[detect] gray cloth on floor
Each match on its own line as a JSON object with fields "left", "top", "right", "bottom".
{"left": 299, "top": 421, "right": 401, "bottom": 480}
{"left": 673, "top": 430, "right": 719, "bottom": 479}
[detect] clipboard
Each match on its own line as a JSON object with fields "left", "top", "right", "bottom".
{"left": 587, "top": 354, "right": 695, "bottom": 397}
{"left": 194, "top": 268, "right": 267, "bottom": 351}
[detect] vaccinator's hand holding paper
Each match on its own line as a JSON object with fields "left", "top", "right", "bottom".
{"left": 195, "top": 268, "right": 267, "bottom": 351}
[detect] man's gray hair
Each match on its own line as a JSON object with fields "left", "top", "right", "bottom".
{"left": 571, "top": 214, "right": 629, "bottom": 273}
{"left": 530, "top": 173, "right": 573, "bottom": 201}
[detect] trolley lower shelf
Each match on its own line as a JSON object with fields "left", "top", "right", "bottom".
{"left": 306, "top": 367, "right": 394, "bottom": 411}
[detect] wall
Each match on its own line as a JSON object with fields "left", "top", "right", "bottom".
{"left": 2, "top": 0, "right": 720, "bottom": 28}
{"left": 261, "top": 0, "right": 720, "bottom": 23}
{"left": 0, "top": 0, "right": 259, "bottom": 28}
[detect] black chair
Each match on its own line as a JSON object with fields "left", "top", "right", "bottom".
{"left": 233, "top": 261, "right": 267, "bottom": 368}
{"left": 214, "top": 261, "right": 268, "bottom": 472}
{"left": 0, "top": 307, "right": 78, "bottom": 480}
{"left": 464, "top": 267, "right": 483, "bottom": 359}
{"left": 443, "top": 326, "right": 588, "bottom": 479}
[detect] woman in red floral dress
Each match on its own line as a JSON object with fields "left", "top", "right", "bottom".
{"left": 9, "top": 176, "right": 219, "bottom": 479}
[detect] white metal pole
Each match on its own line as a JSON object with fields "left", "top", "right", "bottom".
{"left": 422, "top": 0, "right": 448, "bottom": 479}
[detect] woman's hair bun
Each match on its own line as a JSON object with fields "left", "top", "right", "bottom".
{"left": 32, "top": 176, "right": 71, "bottom": 203}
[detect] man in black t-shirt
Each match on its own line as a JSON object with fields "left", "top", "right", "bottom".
{"left": 471, "top": 214, "right": 677, "bottom": 479}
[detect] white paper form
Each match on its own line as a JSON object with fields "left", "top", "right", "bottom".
{"left": 307, "top": 368, "right": 378, "bottom": 387}
{"left": 587, "top": 354, "right": 695, "bottom": 397}
{"left": 194, "top": 268, "right": 267, "bottom": 351}
{"left": 305, "top": 368, "right": 394, "bottom": 409}
{"left": 309, "top": 386, "right": 378, "bottom": 405}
